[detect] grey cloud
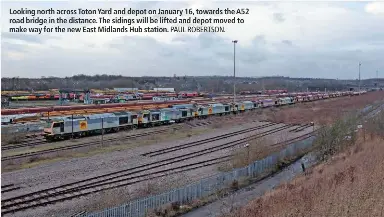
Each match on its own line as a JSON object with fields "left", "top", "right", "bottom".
{"left": 2, "top": 32, "right": 44, "bottom": 44}
{"left": 197, "top": 33, "right": 225, "bottom": 49}
{"left": 252, "top": 35, "right": 267, "bottom": 46}
{"left": 2, "top": 33, "right": 384, "bottom": 79}
{"left": 1, "top": 2, "right": 384, "bottom": 80}
{"left": 273, "top": 13, "right": 285, "bottom": 23}
{"left": 3, "top": 29, "right": 384, "bottom": 79}
{"left": 172, "top": 34, "right": 194, "bottom": 43}
{"left": 282, "top": 40, "right": 293, "bottom": 46}
{"left": 1, "top": 41, "right": 27, "bottom": 52}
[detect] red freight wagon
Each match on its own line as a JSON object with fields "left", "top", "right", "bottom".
{"left": 142, "top": 93, "right": 155, "bottom": 100}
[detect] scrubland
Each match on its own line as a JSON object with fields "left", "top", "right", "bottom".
{"left": 222, "top": 108, "right": 384, "bottom": 217}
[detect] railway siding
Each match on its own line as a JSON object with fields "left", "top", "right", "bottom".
{"left": 1, "top": 93, "right": 381, "bottom": 217}
{"left": 1, "top": 122, "right": 269, "bottom": 192}
{"left": 1, "top": 121, "right": 314, "bottom": 216}
{"left": 77, "top": 136, "right": 318, "bottom": 217}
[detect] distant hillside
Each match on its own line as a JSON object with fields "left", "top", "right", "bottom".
{"left": 1, "top": 75, "right": 383, "bottom": 92}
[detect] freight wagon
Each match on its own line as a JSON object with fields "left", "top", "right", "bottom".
{"left": 260, "top": 99, "right": 276, "bottom": 107}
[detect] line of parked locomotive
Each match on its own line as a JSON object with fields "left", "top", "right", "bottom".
{"left": 43, "top": 91, "right": 364, "bottom": 141}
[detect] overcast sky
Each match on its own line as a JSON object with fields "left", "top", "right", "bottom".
{"left": 1, "top": 1, "right": 384, "bottom": 79}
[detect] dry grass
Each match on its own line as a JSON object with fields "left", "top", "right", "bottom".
{"left": 1, "top": 132, "right": 26, "bottom": 144}
{"left": 265, "top": 92, "right": 384, "bottom": 125}
{"left": 231, "top": 137, "right": 270, "bottom": 168}
{"left": 222, "top": 137, "right": 384, "bottom": 217}
{"left": 218, "top": 134, "right": 297, "bottom": 172}
{"left": 221, "top": 113, "right": 384, "bottom": 217}
{"left": 217, "top": 137, "right": 271, "bottom": 172}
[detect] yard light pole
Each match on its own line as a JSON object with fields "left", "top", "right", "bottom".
{"left": 358, "top": 62, "right": 361, "bottom": 93}
{"left": 232, "top": 40, "right": 238, "bottom": 104}
{"left": 71, "top": 114, "right": 74, "bottom": 139}
{"left": 101, "top": 117, "right": 104, "bottom": 146}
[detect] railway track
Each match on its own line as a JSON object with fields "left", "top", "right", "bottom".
{"left": 363, "top": 102, "right": 384, "bottom": 120}
{"left": 1, "top": 121, "right": 281, "bottom": 162}
{"left": 1, "top": 127, "right": 179, "bottom": 162}
{"left": 0, "top": 101, "right": 288, "bottom": 151}
{"left": 1, "top": 123, "right": 309, "bottom": 214}
{"left": 2, "top": 124, "right": 185, "bottom": 151}
{"left": 1, "top": 184, "right": 21, "bottom": 194}
{"left": 1, "top": 136, "right": 47, "bottom": 151}
{"left": 289, "top": 123, "right": 313, "bottom": 133}
{"left": 2, "top": 123, "right": 190, "bottom": 151}
{"left": 185, "top": 115, "right": 241, "bottom": 128}
{"left": 1, "top": 115, "right": 234, "bottom": 151}
{"left": 141, "top": 122, "right": 283, "bottom": 157}
{"left": 1, "top": 156, "right": 231, "bottom": 215}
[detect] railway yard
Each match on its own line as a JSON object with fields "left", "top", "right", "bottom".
{"left": 1, "top": 90, "right": 384, "bottom": 217}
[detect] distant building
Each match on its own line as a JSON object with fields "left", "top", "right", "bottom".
{"left": 113, "top": 88, "right": 138, "bottom": 92}
{"left": 153, "top": 88, "right": 175, "bottom": 92}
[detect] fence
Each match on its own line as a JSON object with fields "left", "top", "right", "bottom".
{"left": 84, "top": 136, "right": 316, "bottom": 217}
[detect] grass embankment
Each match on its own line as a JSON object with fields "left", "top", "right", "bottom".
{"left": 221, "top": 108, "right": 384, "bottom": 217}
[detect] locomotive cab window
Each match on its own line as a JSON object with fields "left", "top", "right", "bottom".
{"left": 119, "top": 117, "right": 129, "bottom": 125}
{"left": 152, "top": 113, "right": 160, "bottom": 121}
{"left": 53, "top": 122, "right": 64, "bottom": 132}
{"left": 181, "top": 110, "right": 188, "bottom": 117}
{"left": 131, "top": 115, "right": 138, "bottom": 123}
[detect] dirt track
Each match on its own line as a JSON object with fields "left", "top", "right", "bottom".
{"left": 265, "top": 91, "right": 384, "bottom": 125}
